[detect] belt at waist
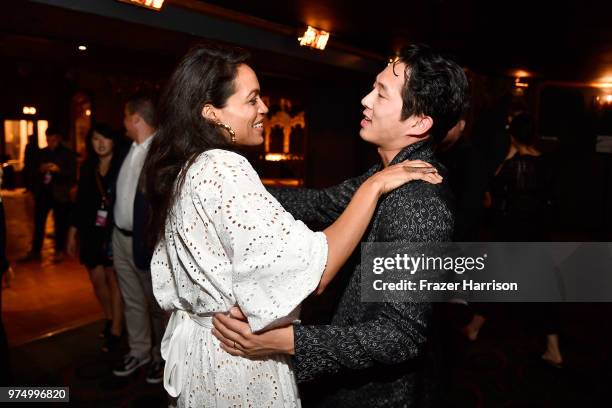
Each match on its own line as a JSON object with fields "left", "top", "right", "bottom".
{"left": 186, "top": 312, "right": 213, "bottom": 328}
{"left": 161, "top": 310, "right": 216, "bottom": 397}
{"left": 114, "top": 225, "right": 133, "bottom": 237}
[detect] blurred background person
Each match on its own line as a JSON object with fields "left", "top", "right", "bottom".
{"left": 20, "top": 126, "right": 77, "bottom": 263}
{"left": 23, "top": 134, "right": 40, "bottom": 193}
{"left": 111, "top": 93, "right": 165, "bottom": 384}
{"left": 490, "top": 112, "right": 554, "bottom": 240}
{"left": 471, "top": 94, "right": 527, "bottom": 182}
{"left": 66, "top": 123, "right": 124, "bottom": 353}
{"left": 464, "top": 112, "right": 562, "bottom": 367}
{"left": 0, "top": 166, "right": 13, "bottom": 384}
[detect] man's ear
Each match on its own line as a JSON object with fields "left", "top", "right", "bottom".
{"left": 415, "top": 115, "right": 433, "bottom": 135}
{"left": 407, "top": 115, "right": 433, "bottom": 137}
{"left": 202, "top": 104, "right": 218, "bottom": 122}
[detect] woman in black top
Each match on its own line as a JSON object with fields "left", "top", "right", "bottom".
{"left": 67, "top": 123, "right": 123, "bottom": 351}
{"left": 465, "top": 113, "right": 563, "bottom": 367}
{"left": 490, "top": 114, "right": 554, "bottom": 241}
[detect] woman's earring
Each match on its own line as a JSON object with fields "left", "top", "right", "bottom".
{"left": 216, "top": 122, "right": 236, "bottom": 143}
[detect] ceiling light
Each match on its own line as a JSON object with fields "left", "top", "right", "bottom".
{"left": 298, "top": 26, "right": 330, "bottom": 50}
{"left": 513, "top": 69, "right": 531, "bottom": 78}
{"left": 117, "top": 0, "right": 165, "bottom": 11}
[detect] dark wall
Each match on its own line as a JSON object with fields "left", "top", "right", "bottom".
{"left": 304, "top": 77, "right": 377, "bottom": 188}
{"left": 538, "top": 86, "right": 611, "bottom": 237}
{"left": 0, "top": 54, "right": 170, "bottom": 151}
{"left": 0, "top": 62, "right": 72, "bottom": 138}
{"left": 1, "top": 49, "right": 376, "bottom": 187}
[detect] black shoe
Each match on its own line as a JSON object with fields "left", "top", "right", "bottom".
{"left": 18, "top": 251, "right": 41, "bottom": 262}
{"left": 145, "top": 360, "right": 164, "bottom": 384}
{"left": 112, "top": 354, "right": 151, "bottom": 377}
{"left": 102, "top": 334, "right": 121, "bottom": 353}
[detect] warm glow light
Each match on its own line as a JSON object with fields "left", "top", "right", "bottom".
{"left": 85, "top": 109, "right": 92, "bottom": 117}
{"left": 314, "top": 32, "right": 330, "bottom": 50}
{"left": 299, "top": 27, "right": 317, "bottom": 47}
{"left": 514, "top": 77, "right": 529, "bottom": 88}
{"left": 117, "top": 0, "right": 165, "bottom": 11}
{"left": 512, "top": 69, "right": 532, "bottom": 88}
{"left": 298, "top": 26, "right": 330, "bottom": 50}
{"left": 596, "top": 94, "right": 612, "bottom": 105}
{"left": 592, "top": 82, "right": 612, "bottom": 89}
{"left": 22, "top": 106, "right": 36, "bottom": 115}
{"left": 261, "top": 178, "right": 302, "bottom": 187}
{"left": 265, "top": 153, "right": 286, "bottom": 162}
{"left": 78, "top": 45, "right": 87, "bottom": 51}
{"left": 264, "top": 153, "right": 302, "bottom": 162}
{"left": 38, "top": 120, "right": 48, "bottom": 148}
{"left": 514, "top": 69, "right": 532, "bottom": 78}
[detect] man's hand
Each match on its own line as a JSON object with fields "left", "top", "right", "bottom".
{"left": 212, "top": 307, "right": 295, "bottom": 357}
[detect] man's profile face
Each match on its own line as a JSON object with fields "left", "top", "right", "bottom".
{"left": 123, "top": 106, "right": 138, "bottom": 141}
{"left": 360, "top": 61, "right": 413, "bottom": 148}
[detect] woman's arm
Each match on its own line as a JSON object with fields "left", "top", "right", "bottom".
{"left": 317, "top": 160, "right": 441, "bottom": 294}
{"left": 267, "top": 171, "right": 372, "bottom": 225}
{"left": 202, "top": 151, "right": 439, "bottom": 332}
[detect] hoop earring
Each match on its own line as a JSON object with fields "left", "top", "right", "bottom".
{"left": 216, "top": 122, "right": 236, "bottom": 143}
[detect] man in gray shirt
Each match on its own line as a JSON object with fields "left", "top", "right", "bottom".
{"left": 112, "top": 93, "right": 165, "bottom": 384}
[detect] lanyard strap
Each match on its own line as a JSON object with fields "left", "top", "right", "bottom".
{"left": 94, "top": 169, "right": 109, "bottom": 208}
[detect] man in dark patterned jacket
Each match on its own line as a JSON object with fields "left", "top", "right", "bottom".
{"left": 213, "top": 44, "right": 469, "bottom": 407}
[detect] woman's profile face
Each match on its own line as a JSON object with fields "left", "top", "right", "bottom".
{"left": 215, "top": 64, "right": 269, "bottom": 146}
{"left": 91, "top": 131, "right": 114, "bottom": 158}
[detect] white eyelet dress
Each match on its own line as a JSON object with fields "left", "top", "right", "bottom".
{"left": 151, "top": 149, "right": 328, "bottom": 407}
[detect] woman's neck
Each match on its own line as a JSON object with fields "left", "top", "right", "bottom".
{"left": 98, "top": 155, "right": 112, "bottom": 175}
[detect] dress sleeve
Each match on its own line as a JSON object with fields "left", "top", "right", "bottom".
{"left": 193, "top": 151, "right": 328, "bottom": 332}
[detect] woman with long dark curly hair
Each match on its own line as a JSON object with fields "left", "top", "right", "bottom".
{"left": 144, "top": 43, "right": 441, "bottom": 407}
